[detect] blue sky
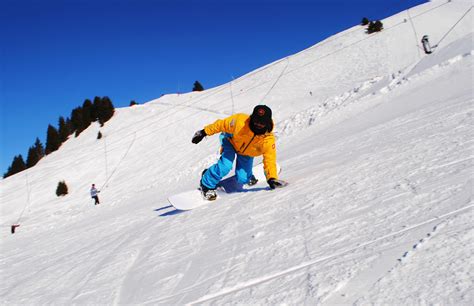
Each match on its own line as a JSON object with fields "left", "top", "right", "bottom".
{"left": 0, "top": 0, "right": 427, "bottom": 175}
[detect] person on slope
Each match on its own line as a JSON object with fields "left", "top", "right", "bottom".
{"left": 90, "top": 184, "right": 100, "bottom": 205}
{"left": 191, "top": 105, "right": 286, "bottom": 200}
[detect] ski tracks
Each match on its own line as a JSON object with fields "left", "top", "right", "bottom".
{"left": 148, "top": 197, "right": 245, "bottom": 305}
{"left": 71, "top": 221, "right": 151, "bottom": 304}
{"left": 186, "top": 204, "right": 473, "bottom": 305}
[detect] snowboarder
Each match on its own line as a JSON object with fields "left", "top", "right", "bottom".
{"left": 90, "top": 184, "right": 100, "bottom": 205}
{"left": 191, "top": 105, "right": 286, "bottom": 200}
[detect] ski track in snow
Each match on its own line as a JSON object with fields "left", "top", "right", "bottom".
{"left": 185, "top": 204, "right": 473, "bottom": 305}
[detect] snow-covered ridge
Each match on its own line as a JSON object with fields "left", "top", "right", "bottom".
{"left": 1, "top": 1, "right": 473, "bottom": 305}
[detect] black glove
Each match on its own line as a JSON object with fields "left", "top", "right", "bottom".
{"left": 192, "top": 129, "right": 206, "bottom": 144}
{"left": 268, "top": 178, "right": 285, "bottom": 189}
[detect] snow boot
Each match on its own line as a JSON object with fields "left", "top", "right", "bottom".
{"left": 247, "top": 174, "right": 258, "bottom": 186}
{"left": 200, "top": 169, "right": 217, "bottom": 201}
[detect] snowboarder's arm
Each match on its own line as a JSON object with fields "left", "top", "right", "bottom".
{"left": 203, "top": 114, "right": 240, "bottom": 136}
{"left": 262, "top": 136, "right": 278, "bottom": 180}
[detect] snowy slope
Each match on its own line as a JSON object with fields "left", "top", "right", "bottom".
{"left": 1, "top": 1, "right": 473, "bottom": 304}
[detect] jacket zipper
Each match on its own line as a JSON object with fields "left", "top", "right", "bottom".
{"left": 241, "top": 134, "right": 257, "bottom": 154}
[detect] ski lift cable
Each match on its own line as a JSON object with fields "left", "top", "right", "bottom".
{"left": 207, "top": 17, "right": 403, "bottom": 109}
{"left": 11, "top": 170, "right": 32, "bottom": 233}
{"left": 261, "top": 57, "right": 290, "bottom": 104}
{"left": 284, "top": 0, "right": 452, "bottom": 76}
{"left": 56, "top": 86, "right": 225, "bottom": 158}
{"left": 204, "top": 2, "right": 451, "bottom": 111}
{"left": 406, "top": 8, "right": 422, "bottom": 59}
{"left": 403, "top": 4, "right": 472, "bottom": 78}
{"left": 19, "top": 103, "right": 197, "bottom": 180}
{"left": 103, "top": 135, "right": 109, "bottom": 188}
{"left": 49, "top": 98, "right": 200, "bottom": 165}
{"left": 434, "top": 5, "right": 473, "bottom": 49}
{"left": 100, "top": 132, "right": 136, "bottom": 191}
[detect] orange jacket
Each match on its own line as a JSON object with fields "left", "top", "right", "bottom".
{"left": 204, "top": 113, "right": 278, "bottom": 180}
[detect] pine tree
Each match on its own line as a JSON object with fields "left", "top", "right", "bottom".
{"left": 66, "top": 117, "right": 73, "bottom": 135}
{"left": 56, "top": 181, "right": 68, "bottom": 196}
{"left": 26, "top": 146, "right": 39, "bottom": 168}
{"left": 34, "top": 137, "right": 45, "bottom": 159}
{"left": 367, "top": 21, "right": 375, "bottom": 34}
{"left": 58, "top": 116, "right": 70, "bottom": 143}
{"left": 70, "top": 107, "right": 84, "bottom": 136}
{"left": 374, "top": 20, "right": 384, "bottom": 32}
{"left": 92, "top": 96, "right": 101, "bottom": 121}
{"left": 361, "top": 17, "right": 369, "bottom": 26}
{"left": 103, "top": 96, "right": 115, "bottom": 122}
{"left": 192, "top": 81, "right": 204, "bottom": 92}
{"left": 27, "top": 138, "right": 45, "bottom": 168}
{"left": 4, "top": 155, "right": 27, "bottom": 178}
{"left": 367, "top": 20, "right": 384, "bottom": 34}
{"left": 45, "top": 124, "right": 61, "bottom": 154}
{"left": 82, "top": 99, "right": 93, "bottom": 130}
{"left": 97, "top": 96, "right": 115, "bottom": 126}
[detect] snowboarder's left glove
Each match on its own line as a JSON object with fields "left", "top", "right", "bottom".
{"left": 268, "top": 178, "right": 285, "bottom": 189}
{"left": 192, "top": 129, "right": 206, "bottom": 144}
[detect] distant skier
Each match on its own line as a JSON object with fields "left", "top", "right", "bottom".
{"left": 191, "top": 105, "right": 286, "bottom": 200}
{"left": 90, "top": 184, "right": 100, "bottom": 205}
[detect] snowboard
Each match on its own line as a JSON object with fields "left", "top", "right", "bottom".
{"left": 168, "top": 163, "right": 286, "bottom": 210}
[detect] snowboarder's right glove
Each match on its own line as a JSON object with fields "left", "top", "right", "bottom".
{"left": 192, "top": 129, "right": 207, "bottom": 144}
{"left": 268, "top": 178, "right": 285, "bottom": 189}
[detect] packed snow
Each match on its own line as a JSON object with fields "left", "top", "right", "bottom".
{"left": 1, "top": 0, "right": 473, "bottom": 304}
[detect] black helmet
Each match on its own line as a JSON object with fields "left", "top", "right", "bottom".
{"left": 249, "top": 105, "right": 273, "bottom": 135}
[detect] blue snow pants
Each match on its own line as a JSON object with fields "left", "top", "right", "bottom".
{"left": 201, "top": 134, "right": 254, "bottom": 189}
